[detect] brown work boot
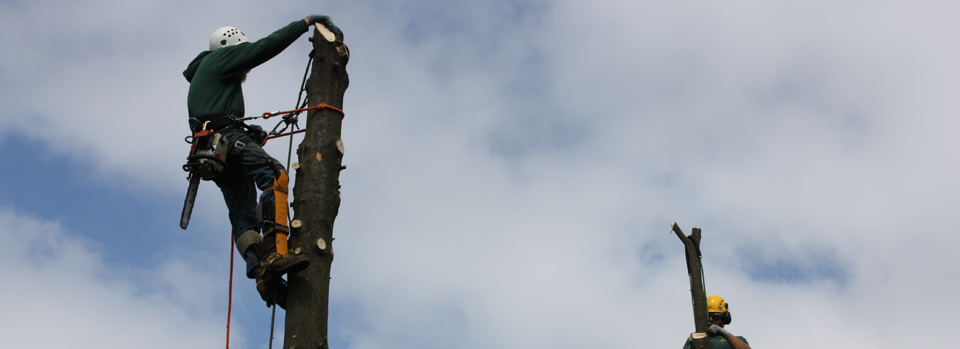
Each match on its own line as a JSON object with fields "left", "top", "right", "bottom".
{"left": 260, "top": 253, "right": 310, "bottom": 280}
{"left": 260, "top": 232, "right": 311, "bottom": 281}
{"left": 255, "top": 267, "right": 288, "bottom": 309}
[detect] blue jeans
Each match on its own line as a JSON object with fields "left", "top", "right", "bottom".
{"left": 212, "top": 128, "right": 285, "bottom": 243}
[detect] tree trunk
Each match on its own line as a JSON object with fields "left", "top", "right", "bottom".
{"left": 283, "top": 26, "right": 349, "bottom": 349}
{"left": 672, "top": 222, "right": 708, "bottom": 349}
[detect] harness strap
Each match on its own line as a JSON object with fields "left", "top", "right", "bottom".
{"left": 261, "top": 185, "right": 288, "bottom": 194}
{"left": 193, "top": 113, "right": 239, "bottom": 133}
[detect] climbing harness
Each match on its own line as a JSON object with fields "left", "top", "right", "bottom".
{"left": 177, "top": 103, "right": 342, "bottom": 231}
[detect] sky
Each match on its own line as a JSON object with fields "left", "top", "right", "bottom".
{"left": 0, "top": 0, "right": 958, "bottom": 348}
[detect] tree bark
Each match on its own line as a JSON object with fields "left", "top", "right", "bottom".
{"left": 283, "top": 26, "right": 349, "bottom": 349}
{"left": 672, "top": 222, "right": 708, "bottom": 349}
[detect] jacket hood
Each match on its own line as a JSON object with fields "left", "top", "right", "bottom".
{"left": 183, "top": 51, "right": 212, "bottom": 82}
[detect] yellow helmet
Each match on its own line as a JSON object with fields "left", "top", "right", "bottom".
{"left": 707, "top": 295, "right": 728, "bottom": 313}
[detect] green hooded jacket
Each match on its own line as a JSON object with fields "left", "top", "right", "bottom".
{"left": 183, "top": 20, "right": 308, "bottom": 122}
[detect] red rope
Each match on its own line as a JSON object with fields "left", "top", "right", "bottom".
{"left": 260, "top": 103, "right": 345, "bottom": 145}
{"left": 226, "top": 230, "right": 235, "bottom": 349}
{"left": 261, "top": 103, "right": 344, "bottom": 119}
{"left": 263, "top": 129, "right": 306, "bottom": 143}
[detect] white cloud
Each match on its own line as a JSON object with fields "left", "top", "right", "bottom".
{"left": 0, "top": 207, "right": 254, "bottom": 348}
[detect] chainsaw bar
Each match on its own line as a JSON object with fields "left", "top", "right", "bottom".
{"left": 180, "top": 173, "right": 201, "bottom": 229}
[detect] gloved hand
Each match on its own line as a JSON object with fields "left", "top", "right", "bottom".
{"left": 708, "top": 324, "right": 730, "bottom": 337}
{"left": 246, "top": 124, "right": 263, "bottom": 133}
{"left": 306, "top": 15, "right": 340, "bottom": 36}
{"left": 245, "top": 124, "right": 267, "bottom": 145}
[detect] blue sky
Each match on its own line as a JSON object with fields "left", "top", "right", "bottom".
{"left": 1, "top": 0, "right": 958, "bottom": 348}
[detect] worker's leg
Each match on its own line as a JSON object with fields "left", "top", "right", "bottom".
{"left": 233, "top": 135, "right": 309, "bottom": 284}
{"left": 212, "top": 170, "right": 262, "bottom": 279}
{"left": 236, "top": 141, "right": 288, "bottom": 254}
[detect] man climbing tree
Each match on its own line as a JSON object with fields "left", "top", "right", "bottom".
{"left": 181, "top": 15, "right": 341, "bottom": 308}
{"left": 682, "top": 295, "right": 752, "bottom": 349}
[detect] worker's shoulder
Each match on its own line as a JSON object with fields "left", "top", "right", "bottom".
{"left": 681, "top": 333, "right": 748, "bottom": 349}
{"left": 193, "top": 45, "right": 253, "bottom": 75}
{"left": 705, "top": 334, "right": 746, "bottom": 349}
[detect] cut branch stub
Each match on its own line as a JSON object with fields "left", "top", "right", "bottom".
{"left": 336, "top": 139, "right": 344, "bottom": 155}
{"left": 289, "top": 218, "right": 303, "bottom": 236}
{"left": 314, "top": 23, "right": 336, "bottom": 42}
{"left": 671, "top": 221, "right": 688, "bottom": 242}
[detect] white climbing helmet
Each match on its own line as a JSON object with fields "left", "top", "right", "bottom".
{"left": 209, "top": 26, "right": 248, "bottom": 51}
